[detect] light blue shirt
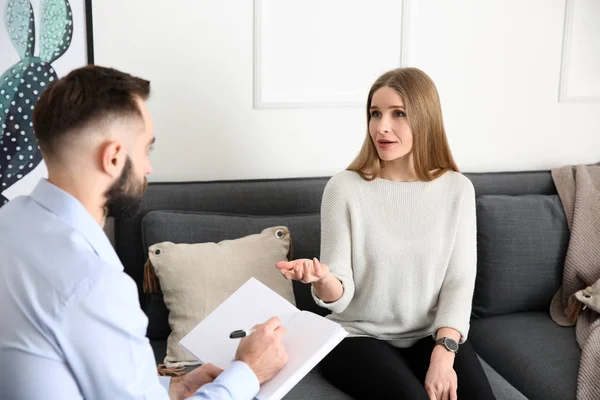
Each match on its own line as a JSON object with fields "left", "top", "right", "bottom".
{"left": 0, "top": 179, "right": 260, "bottom": 399}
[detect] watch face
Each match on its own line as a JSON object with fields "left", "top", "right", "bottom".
{"left": 445, "top": 338, "right": 459, "bottom": 352}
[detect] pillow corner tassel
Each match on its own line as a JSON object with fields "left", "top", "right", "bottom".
{"left": 567, "top": 296, "right": 586, "bottom": 324}
{"left": 143, "top": 257, "right": 160, "bottom": 294}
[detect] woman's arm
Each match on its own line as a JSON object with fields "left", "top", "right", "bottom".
{"left": 312, "top": 176, "right": 355, "bottom": 312}
{"left": 431, "top": 181, "right": 477, "bottom": 343}
{"left": 276, "top": 175, "right": 355, "bottom": 313}
{"left": 425, "top": 180, "right": 477, "bottom": 400}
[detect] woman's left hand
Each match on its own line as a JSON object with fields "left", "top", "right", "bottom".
{"left": 425, "top": 347, "right": 457, "bottom": 400}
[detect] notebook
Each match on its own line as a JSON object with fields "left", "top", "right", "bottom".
{"left": 179, "top": 277, "right": 348, "bottom": 400}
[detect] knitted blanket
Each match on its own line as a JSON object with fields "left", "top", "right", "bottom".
{"left": 549, "top": 163, "right": 600, "bottom": 400}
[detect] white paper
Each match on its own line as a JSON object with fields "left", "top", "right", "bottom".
{"left": 179, "top": 278, "right": 348, "bottom": 400}
{"left": 259, "top": 311, "right": 348, "bottom": 400}
{"left": 179, "top": 277, "right": 299, "bottom": 369}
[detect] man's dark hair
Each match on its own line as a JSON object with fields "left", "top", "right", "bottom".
{"left": 33, "top": 65, "right": 150, "bottom": 157}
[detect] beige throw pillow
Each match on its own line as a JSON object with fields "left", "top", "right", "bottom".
{"left": 148, "top": 226, "right": 295, "bottom": 363}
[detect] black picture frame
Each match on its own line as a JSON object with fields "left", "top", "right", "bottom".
{"left": 85, "top": 0, "right": 95, "bottom": 64}
{"left": 0, "top": 0, "right": 98, "bottom": 208}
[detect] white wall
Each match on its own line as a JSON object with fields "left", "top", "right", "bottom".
{"left": 92, "top": 0, "right": 600, "bottom": 184}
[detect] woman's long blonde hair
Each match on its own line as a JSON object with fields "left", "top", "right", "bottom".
{"left": 347, "top": 67, "right": 459, "bottom": 181}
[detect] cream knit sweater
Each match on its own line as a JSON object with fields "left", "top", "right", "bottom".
{"left": 312, "top": 170, "right": 477, "bottom": 347}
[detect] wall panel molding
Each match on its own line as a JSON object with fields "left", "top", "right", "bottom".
{"left": 253, "top": 0, "right": 411, "bottom": 109}
{"left": 558, "top": 0, "right": 600, "bottom": 103}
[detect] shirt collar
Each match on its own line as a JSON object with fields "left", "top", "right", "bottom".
{"left": 30, "top": 178, "right": 123, "bottom": 269}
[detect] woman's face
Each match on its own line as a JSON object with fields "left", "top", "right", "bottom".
{"left": 368, "top": 86, "right": 413, "bottom": 162}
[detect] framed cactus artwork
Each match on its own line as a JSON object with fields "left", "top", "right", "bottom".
{"left": 0, "top": 0, "right": 94, "bottom": 207}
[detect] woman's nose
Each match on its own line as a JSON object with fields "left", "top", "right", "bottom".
{"left": 377, "top": 117, "right": 392, "bottom": 134}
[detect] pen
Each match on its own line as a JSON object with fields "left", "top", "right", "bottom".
{"left": 229, "top": 328, "right": 256, "bottom": 339}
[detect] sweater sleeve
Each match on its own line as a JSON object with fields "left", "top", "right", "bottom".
{"left": 432, "top": 181, "right": 477, "bottom": 343}
{"left": 311, "top": 175, "right": 355, "bottom": 314}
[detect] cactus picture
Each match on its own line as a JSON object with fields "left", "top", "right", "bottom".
{"left": 0, "top": 0, "right": 93, "bottom": 207}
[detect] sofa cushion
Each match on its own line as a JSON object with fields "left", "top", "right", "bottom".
{"left": 147, "top": 226, "right": 294, "bottom": 363}
{"left": 142, "top": 211, "right": 324, "bottom": 340}
{"left": 470, "top": 311, "right": 579, "bottom": 400}
{"left": 473, "top": 195, "right": 569, "bottom": 318}
{"left": 284, "top": 370, "right": 353, "bottom": 400}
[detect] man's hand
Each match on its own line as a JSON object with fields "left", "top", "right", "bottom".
{"left": 425, "top": 346, "right": 457, "bottom": 400}
{"left": 169, "top": 363, "right": 223, "bottom": 400}
{"left": 235, "top": 316, "right": 288, "bottom": 384}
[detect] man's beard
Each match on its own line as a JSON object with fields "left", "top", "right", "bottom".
{"left": 104, "top": 157, "right": 147, "bottom": 219}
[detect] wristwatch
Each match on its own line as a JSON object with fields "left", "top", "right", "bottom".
{"left": 435, "top": 337, "right": 459, "bottom": 354}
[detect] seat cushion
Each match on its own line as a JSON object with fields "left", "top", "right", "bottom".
{"left": 470, "top": 312, "right": 579, "bottom": 400}
{"left": 479, "top": 357, "right": 528, "bottom": 400}
{"left": 283, "top": 369, "right": 353, "bottom": 400}
{"left": 473, "top": 195, "right": 569, "bottom": 318}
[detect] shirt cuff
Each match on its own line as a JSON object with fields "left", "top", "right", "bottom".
{"left": 209, "top": 361, "right": 260, "bottom": 399}
{"left": 310, "top": 275, "right": 351, "bottom": 314}
{"left": 432, "top": 315, "right": 469, "bottom": 344}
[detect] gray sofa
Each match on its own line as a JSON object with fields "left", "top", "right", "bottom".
{"left": 114, "top": 170, "right": 580, "bottom": 400}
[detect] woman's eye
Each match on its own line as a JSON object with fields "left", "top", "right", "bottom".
{"left": 370, "top": 110, "right": 381, "bottom": 118}
{"left": 394, "top": 110, "right": 405, "bottom": 117}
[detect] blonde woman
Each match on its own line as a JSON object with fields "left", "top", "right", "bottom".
{"left": 277, "top": 68, "right": 495, "bottom": 400}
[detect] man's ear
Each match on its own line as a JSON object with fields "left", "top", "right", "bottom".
{"left": 99, "top": 140, "right": 126, "bottom": 178}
